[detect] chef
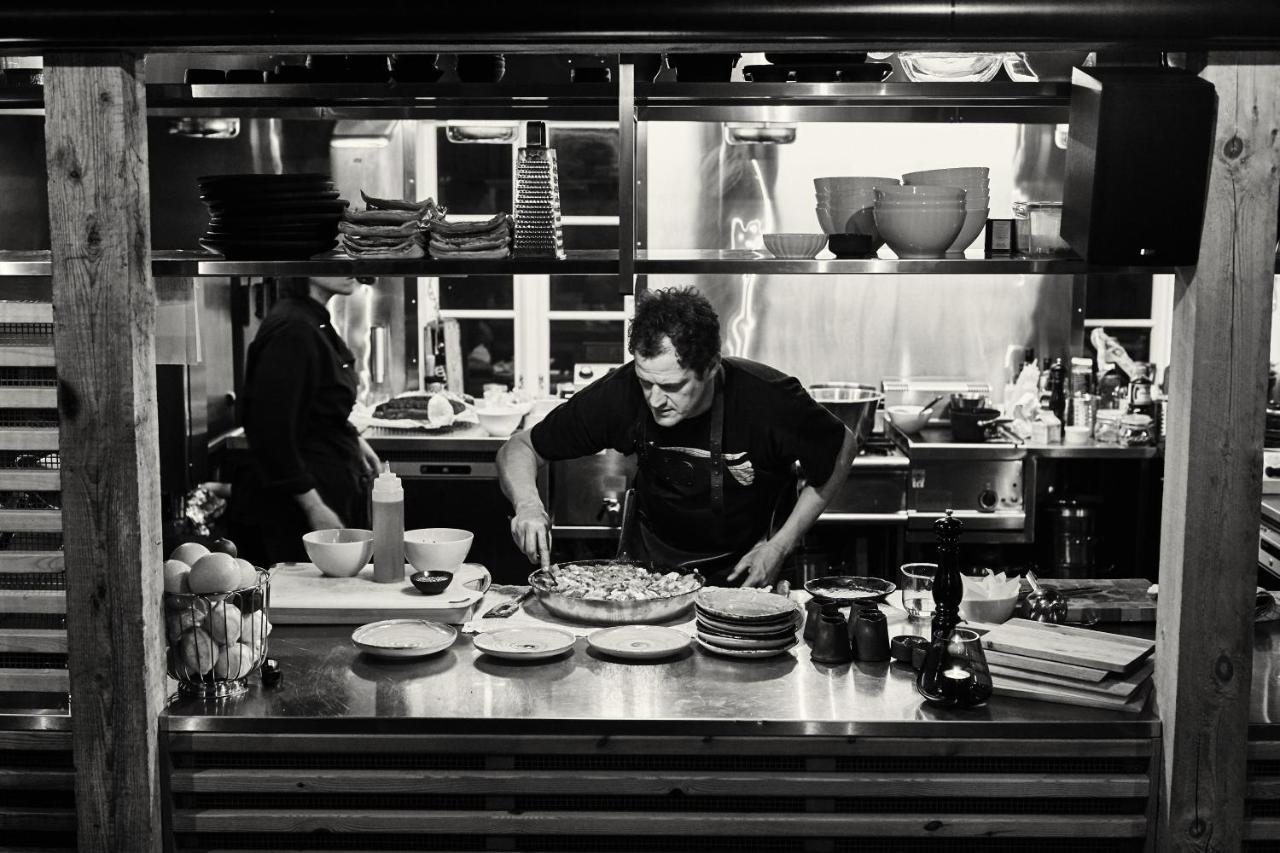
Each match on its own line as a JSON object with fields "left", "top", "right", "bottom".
{"left": 497, "top": 286, "right": 858, "bottom": 588}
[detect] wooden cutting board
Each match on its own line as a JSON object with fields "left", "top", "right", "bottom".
{"left": 983, "top": 649, "right": 1110, "bottom": 682}
{"left": 992, "top": 675, "right": 1152, "bottom": 714}
{"left": 979, "top": 618, "right": 1154, "bottom": 674}
{"left": 989, "top": 659, "right": 1154, "bottom": 700}
{"left": 1023, "top": 578, "right": 1157, "bottom": 623}
{"left": 268, "top": 562, "right": 490, "bottom": 624}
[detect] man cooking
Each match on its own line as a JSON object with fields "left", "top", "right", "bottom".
{"left": 497, "top": 286, "right": 859, "bottom": 588}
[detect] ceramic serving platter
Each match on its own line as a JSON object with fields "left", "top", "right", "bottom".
{"left": 695, "top": 635, "right": 798, "bottom": 659}
{"left": 351, "top": 619, "right": 457, "bottom": 659}
{"left": 474, "top": 627, "right": 576, "bottom": 661}
{"left": 695, "top": 588, "right": 801, "bottom": 623}
{"left": 695, "top": 616, "right": 799, "bottom": 641}
{"left": 587, "top": 625, "right": 692, "bottom": 660}
{"left": 804, "top": 575, "right": 897, "bottom": 604}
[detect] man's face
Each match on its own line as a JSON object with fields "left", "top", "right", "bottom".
{"left": 633, "top": 338, "right": 716, "bottom": 427}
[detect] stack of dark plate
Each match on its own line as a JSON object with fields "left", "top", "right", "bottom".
{"left": 198, "top": 174, "right": 347, "bottom": 260}
{"left": 693, "top": 587, "right": 800, "bottom": 659}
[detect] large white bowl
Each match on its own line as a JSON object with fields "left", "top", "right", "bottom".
{"left": 814, "top": 176, "right": 899, "bottom": 193}
{"left": 874, "top": 206, "right": 967, "bottom": 259}
{"left": 404, "top": 528, "right": 474, "bottom": 574}
{"left": 903, "top": 167, "right": 990, "bottom": 185}
{"left": 876, "top": 184, "right": 967, "bottom": 203}
{"left": 303, "top": 528, "right": 375, "bottom": 578}
{"left": 885, "top": 404, "right": 931, "bottom": 434}
{"left": 473, "top": 403, "right": 532, "bottom": 437}
{"left": 762, "top": 232, "right": 827, "bottom": 259}
{"left": 946, "top": 208, "right": 989, "bottom": 256}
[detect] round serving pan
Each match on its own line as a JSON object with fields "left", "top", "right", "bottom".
{"left": 528, "top": 559, "right": 705, "bottom": 625}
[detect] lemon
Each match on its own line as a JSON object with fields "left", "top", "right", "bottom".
{"left": 170, "top": 542, "right": 210, "bottom": 566}
{"left": 243, "top": 610, "right": 272, "bottom": 647}
{"left": 214, "top": 642, "right": 256, "bottom": 679}
{"left": 188, "top": 552, "right": 241, "bottom": 594}
{"left": 235, "top": 558, "right": 260, "bottom": 590}
{"left": 178, "top": 628, "right": 217, "bottom": 675}
{"left": 162, "top": 559, "right": 191, "bottom": 594}
{"left": 207, "top": 601, "right": 243, "bottom": 644}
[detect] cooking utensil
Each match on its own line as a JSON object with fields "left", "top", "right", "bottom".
{"left": 808, "top": 383, "right": 883, "bottom": 445}
{"left": 949, "top": 406, "right": 1004, "bottom": 443}
{"left": 528, "top": 560, "right": 705, "bottom": 625}
{"left": 948, "top": 392, "right": 989, "bottom": 414}
{"left": 482, "top": 588, "right": 534, "bottom": 619}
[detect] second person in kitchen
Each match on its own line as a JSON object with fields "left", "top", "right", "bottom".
{"left": 498, "top": 286, "right": 858, "bottom": 588}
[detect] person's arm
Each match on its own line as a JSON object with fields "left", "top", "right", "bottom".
{"left": 497, "top": 430, "right": 552, "bottom": 567}
{"left": 728, "top": 425, "right": 858, "bottom": 588}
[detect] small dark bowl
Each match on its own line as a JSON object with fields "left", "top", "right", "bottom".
{"left": 828, "top": 233, "right": 875, "bottom": 258}
{"left": 743, "top": 64, "right": 792, "bottom": 83}
{"left": 410, "top": 571, "right": 454, "bottom": 595}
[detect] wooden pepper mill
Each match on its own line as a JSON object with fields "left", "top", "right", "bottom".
{"left": 917, "top": 509, "right": 965, "bottom": 705}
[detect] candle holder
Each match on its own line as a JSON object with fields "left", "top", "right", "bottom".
{"left": 916, "top": 627, "right": 993, "bottom": 708}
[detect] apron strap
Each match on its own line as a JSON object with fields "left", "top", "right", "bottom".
{"left": 709, "top": 366, "right": 726, "bottom": 515}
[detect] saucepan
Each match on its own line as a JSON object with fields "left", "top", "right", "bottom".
{"left": 949, "top": 406, "right": 1006, "bottom": 443}
{"left": 948, "top": 392, "right": 989, "bottom": 416}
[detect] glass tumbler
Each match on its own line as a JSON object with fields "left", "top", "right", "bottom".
{"left": 899, "top": 562, "right": 937, "bottom": 620}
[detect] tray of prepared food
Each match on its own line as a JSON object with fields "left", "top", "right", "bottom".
{"left": 361, "top": 391, "right": 478, "bottom": 431}
{"left": 528, "top": 559, "right": 704, "bottom": 625}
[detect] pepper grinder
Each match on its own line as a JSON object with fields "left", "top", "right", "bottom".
{"left": 917, "top": 509, "right": 965, "bottom": 705}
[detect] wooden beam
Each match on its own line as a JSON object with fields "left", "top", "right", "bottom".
{"left": 43, "top": 53, "right": 164, "bottom": 853}
{"left": 1156, "top": 53, "right": 1280, "bottom": 850}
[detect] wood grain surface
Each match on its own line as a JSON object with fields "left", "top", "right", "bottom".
{"left": 980, "top": 618, "right": 1153, "bottom": 673}
{"left": 982, "top": 648, "right": 1110, "bottom": 682}
{"left": 989, "top": 659, "right": 1154, "bottom": 699}
{"left": 44, "top": 53, "right": 165, "bottom": 853}
{"left": 1156, "top": 53, "right": 1280, "bottom": 851}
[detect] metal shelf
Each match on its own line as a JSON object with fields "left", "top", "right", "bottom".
{"left": 0, "top": 250, "right": 618, "bottom": 278}
{"left": 635, "top": 82, "right": 1072, "bottom": 123}
{"left": 0, "top": 84, "right": 621, "bottom": 121}
{"left": 636, "top": 249, "right": 1174, "bottom": 276}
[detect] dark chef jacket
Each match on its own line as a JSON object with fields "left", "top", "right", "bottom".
{"left": 230, "top": 295, "right": 369, "bottom": 564}
{"left": 530, "top": 357, "right": 847, "bottom": 557}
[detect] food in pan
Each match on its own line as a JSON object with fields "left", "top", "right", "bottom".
{"left": 372, "top": 391, "right": 470, "bottom": 422}
{"left": 544, "top": 562, "right": 701, "bottom": 601}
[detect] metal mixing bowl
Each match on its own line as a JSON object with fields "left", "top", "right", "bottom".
{"left": 528, "top": 560, "right": 705, "bottom": 625}
{"left": 808, "top": 382, "right": 883, "bottom": 444}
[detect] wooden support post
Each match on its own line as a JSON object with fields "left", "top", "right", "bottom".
{"left": 43, "top": 54, "right": 164, "bottom": 853}
{"left": 1156, "top": 53, "right": 1280, "bottom": 850}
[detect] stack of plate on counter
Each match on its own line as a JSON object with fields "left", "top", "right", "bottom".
{"left": 978, "top": 618, "right": 1155, "bottom": 713}
{"left": 198, "top": 174, "right": 348, "bottom": 259}
{"left": 694, "top": 588, "right": 801, "bottom": 658}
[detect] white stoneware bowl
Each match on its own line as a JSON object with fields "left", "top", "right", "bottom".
{"left": 945, "top": 208, "right": 990, "bottom": 256}
{"left": 303, "top": 528, "right": 375, "bottom": 578}
{"left": 762, "top": 233, "right": 828, "bottom": 259}
{"left": 874, "top": 205, "right": 967, "bottom": 259}
{"left": 404, "top": 528, "right": 474, "bottom": 574}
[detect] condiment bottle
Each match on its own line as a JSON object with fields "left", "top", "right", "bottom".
{"left": 371, "top": 464, "right": 405, "bottom": 584}
{"left": 1128, "top": 362, "right": 1156, "bottom": 419}
{"left": 1046, "top": 358, "right": 1067, "bottom": 423}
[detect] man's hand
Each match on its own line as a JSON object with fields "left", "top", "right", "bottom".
{"left": 726, "top": 539, "right": 791, "bottom": 588}
{"left": 357, "top": 436, "right": 382, "bottom": 480}
{"left": 511, "top": 500, "right": 552, "bottom": 568}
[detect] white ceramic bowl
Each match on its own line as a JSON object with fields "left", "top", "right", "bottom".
{"left": 473, "top": 402, "right": 532, "bottom": 437}
{"left": 945, "top": 208, "right": 989, "bottom": 256}
{"left": 303, "top": 528, "right": 375, "bottom": 578}
{"left": 874, "top": 206, "right": 967, "bottom": 259}
{"left": 903, "top": 167, "right": 990, "bottom": 185}
{"left": 1064, "top": 425, "right": 1093, "bottom": 446}
{"left": 762, "top": 233, "right": 827, "bottom": 259}
{"left": 885, "top": 404, "right": 931, "bottom": 433}
{"left": 876, "top": 184, "right": 967, "bottom": 203}
{"left": 874, "top": 198, "right": 967, "bottom": 210}
{"left": 404, "top": 527, "right": 474, "bottom": 574}
{"left": 814, "top": 176, "right": 899, "bottom": 193}
{"left": 959, "top": 592, "right": 1019, "bottom": 624}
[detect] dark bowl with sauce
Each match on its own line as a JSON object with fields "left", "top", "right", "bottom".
{"left": 410, "top": 571, "right": 454, "bottom": 595}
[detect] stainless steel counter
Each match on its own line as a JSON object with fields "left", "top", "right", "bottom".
{"left": 161, "top": 603, "right": 1160, "bottom": 737}
{"left": 890, "top": 425, "right": 1161, "bottom": 461}
{"left": 221, "top": 424, "right": 506, "bottom": 455}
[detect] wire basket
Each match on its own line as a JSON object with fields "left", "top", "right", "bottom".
{"left": 163, "top": 568, "right": 271, "bottom": 699}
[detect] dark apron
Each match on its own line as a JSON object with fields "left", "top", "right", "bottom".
{"left": 621, "top": 368, "right": 747, "bottom": 586}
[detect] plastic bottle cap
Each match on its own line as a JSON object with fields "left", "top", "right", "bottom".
{"left": 372, "top": 468, "right": 403, "bottom": 498}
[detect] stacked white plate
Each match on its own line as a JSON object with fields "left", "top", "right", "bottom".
{"left": 694, "top": 588, "right": 801, "bottom": 659}
{"left": 901, "top": 167, "right": 990, "bottom": 256}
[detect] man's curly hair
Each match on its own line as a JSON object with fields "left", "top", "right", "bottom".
{"left": 628, "top": 287, "right": 721, "bottom": 377}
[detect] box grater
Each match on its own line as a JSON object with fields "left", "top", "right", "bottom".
{"left": 514, "top": 121, "right": 566, "bottom": 259}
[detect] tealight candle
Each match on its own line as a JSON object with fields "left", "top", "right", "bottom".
{"left": 942, "top": 665, "right": 974, "bottom": 701}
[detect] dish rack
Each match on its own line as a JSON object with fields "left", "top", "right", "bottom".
{"left": 514, "top": 120, "right": 566, "bottom": 259}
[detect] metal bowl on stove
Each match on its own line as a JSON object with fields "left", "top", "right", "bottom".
{"left": 809, "top": 382, "right": 883, "bottom": 444}
{"left": 528, "top": 560, "right": 705, "bottom": 625}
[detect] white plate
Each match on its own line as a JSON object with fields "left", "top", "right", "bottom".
{"left": 474, "top": 627, "right": 576, "bottom": 661}
{"left": 588, "top": 625, "right": 692, "bottom": 660}
{"left": 695, "top": 630, "right": 796, "bottom": 651}
{"left": 352, "top": 619, "right": 457, "bottom": 658}
{"left": 695, "top": 635, "right": 798, "bottom": 659}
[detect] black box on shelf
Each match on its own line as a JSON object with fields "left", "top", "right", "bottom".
{"left": 1062, "top": 67, "right": 1215, "bottom": 266}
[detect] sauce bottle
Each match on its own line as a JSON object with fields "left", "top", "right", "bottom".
{"left": 371, "top": 464, "right": 404, "bottom": 584}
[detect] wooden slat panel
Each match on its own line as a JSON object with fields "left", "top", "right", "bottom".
{"left": 170, "top": 810, "right": 1147, "bottom": 837}
{"left": 165, "top": 733, "right": 1156, "bottom": 758}
{"left": 0, "top": 669, "right": 68, "bottom": 692}
{"left": 0, "top": 470, "right": 60, "bottom": 491}
{"left": 0, "top": 303, "right": 53, "bottom": 324}
{"left": 0, "top": 807, "right": 75, "bottom": 830}
{"left": 0, "top": 510, "right": 62, "bottom": 532}
{"left": 1249, "top": 741, "right": 1280, "bottom": 760}
{"left": 170, "top": 768, "right": 1149, "bottom": 798}
{"left": 0, "top": 388, "right": 57, "bottom": 409}
{"left": 0, "top": 767, "right": 73, "bottom": 790}
{"left": 1247, "top": 778, "right": 1280, "bottom": 797}
{"left": 1245, "top": 817, "right": 1280, "bottom": 839}
{"left": 0, "top": 629, "right": 66, "bottom": 654}
{"left": 0, "top": 731, "right": 71, "bottom": 750}
{"left": 0, "top": 346, "right": 54, "bottom": 368}
{"left": 0, "top": 589, "right": 64, "bottom": 614}
{"left": 0, "top": 429, "right": 60, "bottom": 451}
{"left": 0, "top": 552, "right": 64, "bottom": 573}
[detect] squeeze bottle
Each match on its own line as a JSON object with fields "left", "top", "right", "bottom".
{"left": 371, "top": 464, "right": 404, "bottom": 584}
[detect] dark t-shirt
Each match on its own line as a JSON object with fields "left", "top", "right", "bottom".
{"left": 531, "top": 357, "right": 847, "bottom": 554}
